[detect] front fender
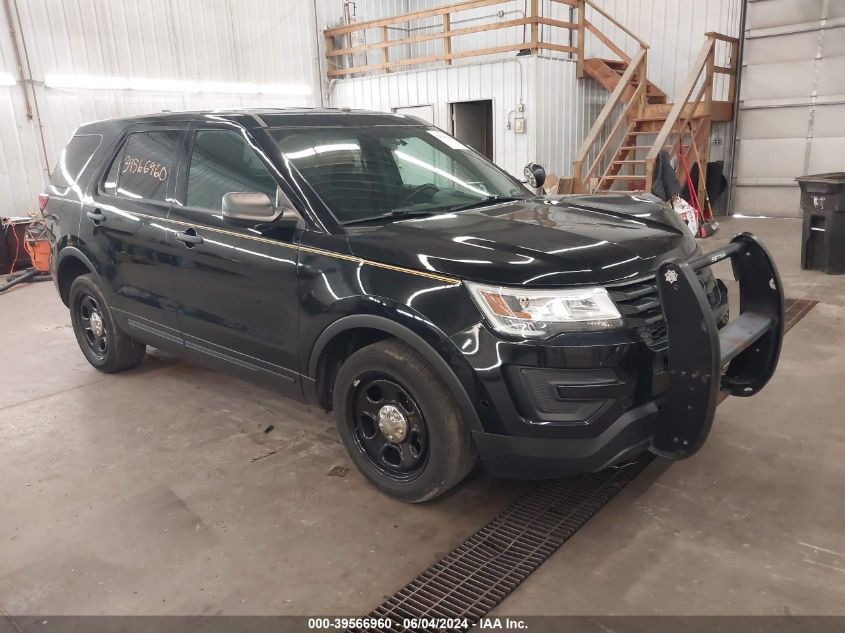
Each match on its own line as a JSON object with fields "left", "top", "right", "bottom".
{"left": 306, "top": 301, "right": 491, "bottom": 433}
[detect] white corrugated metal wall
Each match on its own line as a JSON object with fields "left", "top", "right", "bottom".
{"left": 325, "top": 0, "right": 742, "bottom": 183}
{"left": 0, "top": 0, "right": 324, "bottom": 217}
{"left": 1, "top": 0, "right": 746, "bottom": 216}
{"left": 329, "top": 56, "right": 609, "bottom": 181}
{"left": 331, "top": 57, "right": 538, "bottom": 177}
{"left": 322, "top": 1, "right": 743, "bottom": 100}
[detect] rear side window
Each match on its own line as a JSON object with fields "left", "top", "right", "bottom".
{"left": 115, "top": 131, "right": 182, "bottom": 202}
{"left": 186, "top": 129, "right": 277, "bottom": 211}
{"left": 50, "top": 134, "right": 102, "bottom": 192}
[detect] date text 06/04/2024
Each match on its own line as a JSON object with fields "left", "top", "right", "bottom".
{"left": 306, "top": 616, "right": 527, "bottom": 630}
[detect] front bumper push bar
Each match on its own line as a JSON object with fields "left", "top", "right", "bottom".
{"left": 654, "top": 232, "right": 784, "bottom": 459}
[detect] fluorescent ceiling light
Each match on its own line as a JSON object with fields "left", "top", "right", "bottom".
{"left": 45, "top": 74, "right": 129, "bottom": 90}
{"left": 0, "top": 72, "right": 17, "bottom": 86}
{"left": 44, "top": 74, "right": 311, "bottom": 96}
{"left": 129, "top": 78, "right": 200, "bottom": 92}
{"left": 257, "top": 83, "right": 311, "bottom": 96}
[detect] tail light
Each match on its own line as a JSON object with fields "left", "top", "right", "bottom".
{"left": 38, "top": 193, "right": 49, "bottom": 212}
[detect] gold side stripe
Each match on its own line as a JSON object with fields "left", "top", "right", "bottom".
{"left": 130, "top": 211, "right": 460, "bottom": 285}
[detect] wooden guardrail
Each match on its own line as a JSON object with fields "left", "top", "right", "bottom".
{"left": 570, "top": 0, "right": 650, "bottom": 193}
{"left": 324, "top": 0, "right": 578, "bottom": 78}
{"left": 324, "top": 1, "right": 739, "bottom": 205}
{"left": 644, "top": 32, "right": 738, "bottom": 203}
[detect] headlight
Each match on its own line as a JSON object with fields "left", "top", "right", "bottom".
{"left": 465, "top": 281, "right": 623, "bottom": 338}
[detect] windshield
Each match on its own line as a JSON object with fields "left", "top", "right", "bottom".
{"left": 268, "top": 125, "right": 529, "bottom": 224}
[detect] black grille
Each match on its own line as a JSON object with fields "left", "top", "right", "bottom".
{"left": 608, "top": 269, "right": 721, "bottom": 352}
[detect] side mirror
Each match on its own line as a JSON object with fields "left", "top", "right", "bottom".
{"left": 222, "top": 192, "right": 300, "bottom": 229}
{"left": 523, "top": 162, "right": 546, "bottom": 189}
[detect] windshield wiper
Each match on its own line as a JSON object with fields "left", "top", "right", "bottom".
{"left": 342, "top": 209, "right": 441, "bottom": 226}
{"left": 448, "top": 196, "right": 527, "bottom": 212}
{"left": 342, "top": 197, "right": 529, "bottom": 226}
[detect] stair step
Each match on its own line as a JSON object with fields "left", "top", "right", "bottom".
{"left": 599, "top": 175, "right": 648, "bottom": 180}
{"left": 619, "top": 145, "right": 674, "bottom": 152}
{"left": 611, "top": 160, "right": 646, "bottom": 164}
{"left": 598, "top": 58, "right": 628, "bottom": 68}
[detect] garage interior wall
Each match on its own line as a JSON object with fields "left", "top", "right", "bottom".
{"left": 330, "top": 57, "right": 535, "bottom": 178}
{"left": 582, "top": 0, "right": 743, "bottom": 102}
{"left": 324, "top": 0, "right": 743, "bottom": 182}
{"left": 732, "top": 0, "right": 845, "bottom": 217}
{"left": 329, "top": 56, "right": 610, "bottom": 179}
{"left": 0, "top": 0, "right": 325, "bottom": 218}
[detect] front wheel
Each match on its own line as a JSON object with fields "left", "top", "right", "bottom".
{"left": 333, "top": 339, "right": 476, "bottom": 502}
{"left": 69, "top": 274, "right": 146, "bottom": 373}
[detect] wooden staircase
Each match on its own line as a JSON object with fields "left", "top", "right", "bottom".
{"left": 321, "top": 0, "right": 737, "bottom": 207}
{"left": 571, "top": 1, "right": 740, "bottom": 206}
{"left": 583, "top": 58, "right": 667, "bottom": 104}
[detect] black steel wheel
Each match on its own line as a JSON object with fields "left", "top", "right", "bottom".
{"left": 78, "top": 293, "right": 109, "bottom": 360}
{"left": 69, "top": 274, "right": 146, "bottom": 373}
{"left": 351, "top": 374, "right": 429, "bottom": 482}
{"left": 333, "top": 339, "right": 477, "bottom": 502}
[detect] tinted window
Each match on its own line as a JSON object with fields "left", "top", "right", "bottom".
{"left": 269, "top": 126, "right": 526, "bottom": 224}
{"left": 117, "top": 131, "right": 181, "bottom": 202}
{"left": 187, "top": 130, "right": 277, "bottom": 211}
{"left": 50, "top": 134, "right": 102, "bottom": 192}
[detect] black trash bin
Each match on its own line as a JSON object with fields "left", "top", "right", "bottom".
{"left": 796, "top": 172, "right": 845, "bottom": 274}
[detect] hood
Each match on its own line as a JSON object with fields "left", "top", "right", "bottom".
{"left": 345, "top": 193, "right": 698, "bottom": 287}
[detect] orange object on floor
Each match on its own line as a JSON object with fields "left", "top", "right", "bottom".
{"left": 24, "top": 222, "right": 51, "bottom": 273}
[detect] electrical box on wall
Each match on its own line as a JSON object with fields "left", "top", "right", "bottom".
{"left": 513, "top": 117, "right": 526, "bottom": 134}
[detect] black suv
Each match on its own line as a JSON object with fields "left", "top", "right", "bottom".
{"left": 45, "top": 109, "right": 784, "bottom": 502}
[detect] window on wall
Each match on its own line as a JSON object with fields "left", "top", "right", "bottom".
{"left": 186, "top": 130, "right": 277, "bottom": 211}
{"left": 116, "top": 131, "right": 182, "bottom": 202}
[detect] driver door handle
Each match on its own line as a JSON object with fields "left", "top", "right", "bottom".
{"left": 175, "top": 228, "right": 203, "bottom": 247}
{"left": 86, "top": 209, "right": 106, "bottom": 223}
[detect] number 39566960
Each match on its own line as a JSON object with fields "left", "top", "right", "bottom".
{"left": 122, "top": 154, "right": 168, "bottom": 181}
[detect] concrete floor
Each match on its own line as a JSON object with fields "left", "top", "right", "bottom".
{"left": 1, "top": 217, "right": 843, "bottom": 616}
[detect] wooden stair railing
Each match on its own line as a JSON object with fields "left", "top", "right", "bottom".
{"left": 572, "top": 48, "right": 649, "bottom": 193}
{"left": 644, "top": 32, "right": 739, "bottom": 207}
{"left": 582, "top": 58, "right": 667, "bottom": 104}
{"left": 321, "top": 1, "right": 739, "bottom": 204}
{"left": 570, "top": 0, "right": 655, "bottom": 193}
{"left": 574, "top": 30, "right": 738, "bottom": 196}
{"left": 323, "top": 0, "right": 580, "bottom": 78}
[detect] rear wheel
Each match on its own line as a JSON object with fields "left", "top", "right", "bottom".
{"left": 69, "top": 274, "right": 146, "bottom": 372}
{"left": 333, "top": 339, "right": 476, "bottom": 502}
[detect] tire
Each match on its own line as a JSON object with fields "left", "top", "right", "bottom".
{"left": 69, "top": 274, "right": 146, "bottom": 373}
{"left": 333, "top": 338, "right": 477, "bottom": 502}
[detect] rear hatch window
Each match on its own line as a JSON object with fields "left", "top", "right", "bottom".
{"left": 49, "top": 134, "right": 102, "bottom": 195}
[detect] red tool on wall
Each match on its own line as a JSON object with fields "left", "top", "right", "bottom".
{"left": 678, "top": 143, "right": 717, "bottom": 238}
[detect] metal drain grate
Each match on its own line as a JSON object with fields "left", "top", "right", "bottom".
{"left": 353, "top": 298, "right": 817, "bottom": 633}
{"left": 354, "top": 456, "right": 654, "bottom": 633}
{"left": 784, "top": 298, "right": 817, "bottom": 332}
